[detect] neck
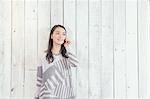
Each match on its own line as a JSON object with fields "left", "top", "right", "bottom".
{"left": 52, "top": 43, "right": 61, "bottom": 55}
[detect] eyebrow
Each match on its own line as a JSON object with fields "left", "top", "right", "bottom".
{"left": 55, "top": 31, "right": 66, "bottom": 33}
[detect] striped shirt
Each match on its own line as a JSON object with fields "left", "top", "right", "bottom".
{"left": 35, "top": 47, "right": 79, "bottom": 99}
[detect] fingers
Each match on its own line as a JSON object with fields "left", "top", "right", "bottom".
{"left": 65, "top": 37, "right": 71, "bottom": 44}
{"left": 64, "top": 37, "right": 71, "bottom": 47}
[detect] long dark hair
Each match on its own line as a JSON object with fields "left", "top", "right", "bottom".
{"left": 45, "top": 25, "right": 69, "bottom": 64}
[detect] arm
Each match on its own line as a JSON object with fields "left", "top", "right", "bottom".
{"left": 66, "top": 46, "right": 79, "bottom": 67}
{"left": 35, "top": 58, "right": 43, "bottom": 99}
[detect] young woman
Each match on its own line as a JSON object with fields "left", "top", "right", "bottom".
{"left": 35, "top": 25, "right": 79, "bottom": 99}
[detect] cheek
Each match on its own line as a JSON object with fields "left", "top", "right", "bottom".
{"left": 52, "top": 36, "right": 58, "bottom": 42}
{"left": 52, "top": 35, "right": 59, "bottom": 39}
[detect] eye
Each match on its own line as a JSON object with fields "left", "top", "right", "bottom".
{"left": 56, "top": 32, "right": 59, "bottom": 34}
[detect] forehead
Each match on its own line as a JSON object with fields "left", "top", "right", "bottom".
{"left": 54, "top": 27, "right": 66, "bottom": 32}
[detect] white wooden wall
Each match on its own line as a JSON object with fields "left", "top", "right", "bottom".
{"left": 0, "top": 0, "right": 150, "bottom": 99}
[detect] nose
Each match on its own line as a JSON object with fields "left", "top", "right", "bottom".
{"left": 58, "top": 35, "right": 64, "bottom": 40}
{"left": 60, "top": 33, "right": 65, "bottom": 38}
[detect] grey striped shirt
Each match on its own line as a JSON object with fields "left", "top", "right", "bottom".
{"left": 35, "top": 47, "right": 79, "bottom": 99}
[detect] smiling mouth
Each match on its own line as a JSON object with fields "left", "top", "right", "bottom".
{"left": 57, "top": 39, "right": 64, "bottom": 42}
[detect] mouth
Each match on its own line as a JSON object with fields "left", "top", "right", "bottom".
{"left": 57, "top": 39, "right": 64, "bottom": 42}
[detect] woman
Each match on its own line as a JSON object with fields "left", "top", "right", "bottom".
{"left": 35, "top": 25, "right": 79, "bottom": 99}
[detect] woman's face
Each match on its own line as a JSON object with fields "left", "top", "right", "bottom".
{"left": 51, "top": 27, "right": 66, "bottom": 45}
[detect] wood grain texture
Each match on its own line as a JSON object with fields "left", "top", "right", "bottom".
{"left": 114, "top": 0, "right": 126, "bottom": 99}
{"left": 101, "top": 0, "right": 114, "bottom": 98}
{"left": 0, "top": 0, "right": 11, "bottom": 99}
{"left": 126, "top": 0, "right": 138, "bottom": 98}
{"left": 89, "top": 0, "right": 102, "bottom": 99}
{"left": 11, "top": 0, "right": 25, "bottom": 98}
{"left": 137, "top": 0, "right": 149, "bottom": 99}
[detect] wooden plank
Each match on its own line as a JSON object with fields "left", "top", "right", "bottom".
{"left": 63, "top": 0, "right": 77, "bottom": 97}
{"left": 137, "top": 0, "right": 149, "bottom": 99}
{"left": 147, "top": 1, "right": 150, "bottom": 99}
{"left": 76, "top": 0, "right": 89, "bottom": 98}
{"left": 11, "top": 0, "right": 25, "bottom": 98}
{"left": 113, "top": 0, "right": 126, "bottom": 99}
{"left": 0, "top": 0, "right": 11, "bottom": 99}
{"left": 101, "top": 0, "right": 114, "bottom": 98}
{"left": 51, "top": 0, "right": 63, "bottom": 26}
{"left": 24, "top": 0, "right": 38, "bottom": 98}
{"left": 126, "top": 0, "right": 138, "bottom": 98}
{"left": 38, "top": 0, "right": 50, "bottom": 58}
{"left": 148, "top": 1, "right": 150, "bottom": 98}
{"left": 88, "top": 0, "right": 102, "bottom": 99}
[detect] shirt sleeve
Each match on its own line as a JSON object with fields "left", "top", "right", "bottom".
{"left": 35, "top": 58, "right": 43, "bottom": 99}
{"left": 66, "top": 46, "right": 79, "bottom": 67}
